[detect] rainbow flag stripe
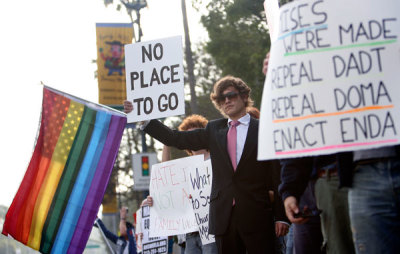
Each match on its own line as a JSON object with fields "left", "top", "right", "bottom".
{"left": 2, "top": 87, "right": 127, "bottom": 254}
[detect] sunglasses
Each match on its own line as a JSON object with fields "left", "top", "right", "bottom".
{"left": 218, "top": 91, "right": 239, "bottom": 102}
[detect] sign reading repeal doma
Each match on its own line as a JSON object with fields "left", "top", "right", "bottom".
{"left": 259, "top": 0, "right": 400, "bottom": 160}
{"left": 125, "top": 36, "right": 185, "bottom": 123}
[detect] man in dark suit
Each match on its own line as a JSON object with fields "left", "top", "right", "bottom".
{"left": 124, "top": 76, "right": 288, "bottom": 254}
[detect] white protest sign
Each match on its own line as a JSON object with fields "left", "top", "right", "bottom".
{"left": 259, "top": 0, "right": 400, "bottom": 160}
{"left": 149, "top": 155, "right": 204, "bottom": 237}
{"left": 141, "top": 206, "right": 168, "bottom": 254}
{"left": 135, "top": 208, "right": 143, "bottom": 253}
{"left": 264, "top": 0, "right": 280, "bottom": 42}
{"left": 187, "top": 160, "right": 215, "bottom": 245}
{"left": 132, "top": 153, "right": 158, "bottom": 191}
{"left": 125, "top": 36, "right": 185, "bottom": 123}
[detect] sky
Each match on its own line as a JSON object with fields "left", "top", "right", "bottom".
{"left": 0, "top": 0, "right": 206, "bottom": 207}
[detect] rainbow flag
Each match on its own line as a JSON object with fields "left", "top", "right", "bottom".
{"left": 2, "top": 86, "right": 127, "bottom": 254}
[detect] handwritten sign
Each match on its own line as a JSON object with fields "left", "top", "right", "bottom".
{"left": 135, "top": 208, "right": 143, "bottom": 253}
{"left": 264, "top": 0, "right": 280, "bottom": 42}
{"left": 187, "top": 160, "right": 215, "bottom": 245}
{"left": 259, "top": 0, "right": 400, "bottom": 160}
{"left": 141, "top": 206, "right": 168, "bottom": 254}
{"left": 125, "top": 36, "right": 185, "bottom": 123}
{"left": 149, "top": 155, "right": 204, "bottom": 237}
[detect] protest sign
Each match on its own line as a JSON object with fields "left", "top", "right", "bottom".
{"left": 125, "top": 36, "right": 185, "bottom": 122}
{"left": 141, "top": 206, "right": 168, "bottom": 254}
{"left": 187, "top": 160, "right": 215, "bottom": 245}
{"left": 149, "top": 155, "right": 204, "bottom": 237}
{"left": 133, "top": 153, "right": 158, "bottom": 191}
{"left": 264, "top": 0, "right": 280, "bottom": 42}
{"left": 135, "top": 208, "right": 143, "bottom": 253}
{"left": 259, "top": 0, "right": 400, "bottom": 160}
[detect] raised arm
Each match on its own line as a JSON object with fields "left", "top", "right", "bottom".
{"left": 144, "top": 119, "right": 209, "bottom": 152}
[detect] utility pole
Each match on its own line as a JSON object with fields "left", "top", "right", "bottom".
{"left": 120, "top": 0, "right": 148, "bottom": 153}
{"left": 181, "top": 0, "right": 199, "bottom": 114}
{"left": 119, "top": 0, "right": 149, "bottom": 206}
{"left": 120, "top": 0, "right": 147, "bottom": 42}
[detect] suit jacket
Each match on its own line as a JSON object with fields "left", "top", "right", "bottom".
{"left": 144, "top": 118, "right": 288, "bottom": 235}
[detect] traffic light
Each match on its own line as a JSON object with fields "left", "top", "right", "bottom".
{"left": 142, "top": 155, "right": 149, "bottom": 176}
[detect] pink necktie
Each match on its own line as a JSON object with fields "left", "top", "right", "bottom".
{"left": 227, "top": 120, "right": 240, "bottom": 171}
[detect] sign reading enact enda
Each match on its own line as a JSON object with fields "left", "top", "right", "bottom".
{"left": 259, "top": 0, "right": 400, "bottom": 160}
{"left": 125, "top": 36, "right": 184, "bottom": 122}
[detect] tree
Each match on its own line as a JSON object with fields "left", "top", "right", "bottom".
{"left": 195, "top": 0, "right": 271, "bottom": 108}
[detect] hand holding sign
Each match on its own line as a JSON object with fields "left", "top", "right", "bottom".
{"left": 125, "top": 36, "right": 185, "bottom": 123}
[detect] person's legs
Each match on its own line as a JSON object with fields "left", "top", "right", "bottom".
{"left": 292, "top": 180, "right": 323, "bottom": 254}
{"left": 238, "top": 229, "right": 275, "bottom": 254}
{"left": 275, "top": 235, "right": 286, "bottom": 254}
{"left": 315, "top": 175, "right": 355, "bottom": 254}
{"left": 292, "top": 217, "right": 323, "bottom": 254}
{"left": 215, "top": 207, "right": 246, "bottom": 254}
{"left": 185, "top": 233, "right": 202, "bottom": 254}
{"left": 285, "top": 226, "right": 294, "bottom": 254}
{"left": 202, "top": 241, "right": 218, "bottom": 254}
{"left": 349, "top": 158, "right": 400, "bottom": 254}
{"left": 215, "top": 206, "right": 275, "bottom": 254}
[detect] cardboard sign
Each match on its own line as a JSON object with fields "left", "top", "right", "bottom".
{"left": 141, "top": 206, "right": 168, "bottom": 254}
{"left": 264, "top": 0, "right": 280, "bottom": 42}
{"left": 259, "top": 0, "right": 400, "bottom": 160}
{"left": 187, "top": 160, "right": 215, "bottom": 245}
{"left": 149, "top": 155, "right": 204, "bottom": 237}
{"left": 132, "top": 153, "right": 158, "bottom": 191}
{"left": 125, "top": 36, "right": 185, "bottom": 122}
{"left": 135, "top": 208, "right": 143, "bottom": 253}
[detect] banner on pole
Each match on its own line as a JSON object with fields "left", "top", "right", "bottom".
{"left": 96, "top": 23, "right": 133, "bottom": 107}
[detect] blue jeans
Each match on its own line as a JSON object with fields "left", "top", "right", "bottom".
{"left": 275, "top": 235, "right": 287, "bottom": 254}
{"left": 185, "top": 233, "right": 218, "bottom": 254}
{"left": 285, "top": 226, "right": 294, "bottom": 254}
{"left": 315, "top": 175, "right": 354, "bottom": 254}
{"left": 349, "top": 157, "right": 400, "bottom": 254}
{"left": 293, "top": 180, "right": 323, "bottom": 254}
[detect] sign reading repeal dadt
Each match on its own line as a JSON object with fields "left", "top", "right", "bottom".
{"left": 125, "top": 36, "right": 185, "bottom": 122}
{"left": 188, "top": 160, "right": 215, "bottom": 245}
{"left": 259, "top": 0, "right": 400, "bottom": 160}
{"left": 149, "top": 155, "right": 204, "bottom": 237}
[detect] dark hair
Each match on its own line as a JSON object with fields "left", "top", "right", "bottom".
{"left": 210, "top": 76, "right": 254, "bottom": 115}
{"left": 178, "top": 115, "right": 208, "bottom": 155}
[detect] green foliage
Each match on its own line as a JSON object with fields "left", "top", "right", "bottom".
{"left": 198, "top": 0, "right": 271, "bottom": 108}
{"left": 189, "top": 44, "right": 224, "bottom": 120}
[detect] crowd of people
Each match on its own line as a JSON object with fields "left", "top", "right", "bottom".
{"left": 103, "top": 1, "right": 400, "bottom": 252}
{"left": 119, "top": 47, "right": 400, "bottom": 254}
{"left": 124, "top": 72, "right": 290, "bottom": 254}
